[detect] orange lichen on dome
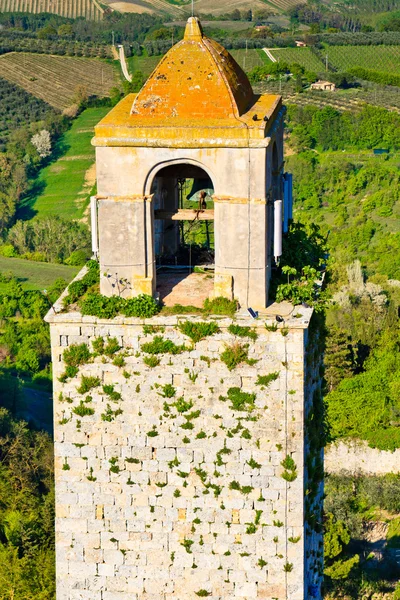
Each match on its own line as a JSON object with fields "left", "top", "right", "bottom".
{"left": 131, "top": 17, "right": 255, "bottom": 120}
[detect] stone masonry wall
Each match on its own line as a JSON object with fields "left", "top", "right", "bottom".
{"left": 48, "top": 309, "right": 316, "bottom": 600}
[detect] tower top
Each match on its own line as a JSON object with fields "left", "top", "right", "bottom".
{"left": 131, "top": 16, "right": 255, "bottom": 120}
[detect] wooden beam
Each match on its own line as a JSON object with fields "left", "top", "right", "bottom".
{"left": 154, "top": 209, "right": 214, "bottom": 221}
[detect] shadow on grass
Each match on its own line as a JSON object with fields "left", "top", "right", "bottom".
{"left": 16, "top": 179, "right": 46, "bottom": 220}
{"left": 16, "top": 134, "right": 72, "bottom": 221}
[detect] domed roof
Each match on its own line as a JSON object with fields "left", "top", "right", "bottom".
{"left": 131, "top": 17, "right": 255, "bottom": 120}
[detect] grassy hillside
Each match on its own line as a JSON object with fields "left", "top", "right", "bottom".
{"left": 0, "top": 54, "right": 119, "bottom": 111}
{"left": 0, "top": 255, "right": 78, "bottom": 291}
{"left": 18, "top": 106, "right": 109, "bottom": 221}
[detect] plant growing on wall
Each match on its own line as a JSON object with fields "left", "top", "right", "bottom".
{"left": 178, "top": 321, "right": 220, "bottom": 342}
{"left": 281, "top": 455, "right": 298, "bottom": 482}
{"left": 220, "top": 342, "right": 249, "bottom": 370}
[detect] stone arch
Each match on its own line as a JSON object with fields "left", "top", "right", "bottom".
{"left": 143, "top": 158, "right": 217, "bottom": 197}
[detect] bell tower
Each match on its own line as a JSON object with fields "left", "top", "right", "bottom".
{"left": 92, "top": 17, "right": 287, "bottom": 309}
{"left": 47, "top": 18, "right": 323, "bottom": 600}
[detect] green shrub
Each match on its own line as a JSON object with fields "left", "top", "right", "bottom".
{"left": 203, "top": 296, "right": 237, "bottom": 316}
{"left": 101, "top": 404, "right": 123, "bottom": 421}
{"left": 178, "top": 321, "right": 220, "bottom": 343}
{"left": 79, "top": 291, "right": 159, "bottom": 319}
{"left": 174, "top": 397, "right": 193, "bottom": 413}
{"left": 73, "top": 401, "right": 95, "bottom": 417}
{"left": 195, "top": 590, "right": 211, "bottom": 596}
{"left": 221, "top": 342, "right": 248, "bottom": 370}
{"left": 228, "top": 324, "right": 258, "bottom": 341}
{"left": 223, "top": 387, "right": 256, "bottom": 412}
{"left": 143, "top": 356, "right": 160, "bottom": 368}
{"left": 79, "top": 293, "right": 123, "bottom": 319}
{"left": 92, "top": 337, "right": 105, "bottom": 354}
{"left": 102, "top": 384, "right": 121, "bottom": 402}
{"left": 123, "top": 294, "right": 160, "bottom": 318}
{"left": 281, "top": 455, "right": 297, "bottom": 482}
{"left": 77, "top": 375, "right": 101, "bottom": 394}
{"left": 256, "top": 372, "right": 279, "bottom": 386}
{"left": 141, "top": 336, "right": 185, "bottom": 355}
{"left": 64, "top": 260, "right": 100, "bottom": 306}
{"left": 63, "top": 343, "right": 91, "bottom": 368}
{"left": 160, "top": 384, "right": 176, "bottom": 398}
{"left": 58, "top": 365, "right": 78, "bottom": 382}
{"left": 104, "top": 337, "right": 120, "bottom": 356}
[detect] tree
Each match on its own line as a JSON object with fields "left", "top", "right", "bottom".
{"left": 324, "top": 513, "right": 350, "bottom": 560}
{"left": 324, "top": 555, "right": 360, "bottom": 580}
{"left": 31, "top": 130, "right": 51, "bottom": 158}
{"left": 324, "top": 327, "right": 354, "bottom": 391}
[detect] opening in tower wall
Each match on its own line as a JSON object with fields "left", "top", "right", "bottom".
{"left": 151, "top": 163, "right": 215, "bottom": 307}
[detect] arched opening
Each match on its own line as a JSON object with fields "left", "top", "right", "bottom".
{"left": 149, "top": 162, "right": 215, "bottom": 307}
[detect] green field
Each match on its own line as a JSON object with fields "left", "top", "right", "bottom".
{"left": 127, "top": 55, "right": 161, "bottom": 78}
{"left": 230, "top": 49, "right": 269, "bottom": 71}
{"left": 325, "top": 45, "right": 400, "bottom": 75}
{"left": 269, "top": 47, "right": 325, "bottom": 72}
{"left": 0, "top": 256, "right": 79, "bottom": 292}
{"left": 18, "top": 106, "right": 110, "bottom": 221}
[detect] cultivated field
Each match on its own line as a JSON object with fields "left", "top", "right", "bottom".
{"left": 0, "top": 54, "right": 119, "bottom": 110}
{"left": 230, "top": 49, "right": 268, "bottom": 71}
{"left": 126, "top": 55, "right": 161, "bottom": 77}
{"left": 0, "top": 0, "right": 103, "bottom": 19}
{"left": 18, "top": 107, "right": 109, "bottom": 221}
{"left": 326, "top": 45, "right": 400, "bottom": 75}
{"left": 0, "top": 0, "right": 305, "bottom": 17}
{"left": 269, "top": 47, "right": 325, "bottom": 71}
{"left": 103, "top": 0, "right": 303, "bottom": 15}
{"left": 0, "top": 256, "right": 78, "bottom": 292}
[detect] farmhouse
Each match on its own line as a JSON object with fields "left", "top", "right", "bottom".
{"left": 310, "top": 80, "right": 336, "bottom": 91}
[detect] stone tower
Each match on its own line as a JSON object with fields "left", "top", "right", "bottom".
{"left": 47, "top": 18, "right": 323, "bottom": 600}
{"left": 91, "top": 17, "right": 287, "bottom": 310}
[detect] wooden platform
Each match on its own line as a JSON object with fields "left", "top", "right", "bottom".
{"left": 154, "top": 209, "right": 214, "bottom": 221}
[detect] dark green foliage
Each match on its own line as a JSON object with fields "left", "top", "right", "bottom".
{"left": 0, "top": 407, "right": 55, "bottom": 599}
{"left": 178, "top": 321, "right": 220, "bottom": 343}
{"left": 76, "top": 375, "right": 100, "bottom": 394}
{"left": 348, "top": 66, "right": 400, "bottom": 88}
{"left": 326, "top": 329, "right": 400, "bottom": 451}
{"left": 102, "top": 385, "right": 121, "bottom": 402}
{"left": 247, "top": 458, "right": 261, "bottom": 469}
{"left": 123, "top": 294, "right": 160, "bottom": 318}
{"left": 256, "top": 372, "right": 279, "bottom": 386}
{"left": 63, "top": 260, "right": 99, "bottom": 306}
{"left": 224, "top": 387, "right": 256, "bottom": 412}
{"left": 141, "top": 336, "right": 185, "bottom": 355}
{"left": 78, "top": 291, "right": 160, "bottom": 319}
{"left": 220, "top": 342, "right": 248, "bottom": 370}
{"left": 228, "top": 324, "right": 258, "bottom": 341}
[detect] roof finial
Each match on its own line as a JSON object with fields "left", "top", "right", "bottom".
{"left": 184, "top": 16, "right": 203, "bottom": 41}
